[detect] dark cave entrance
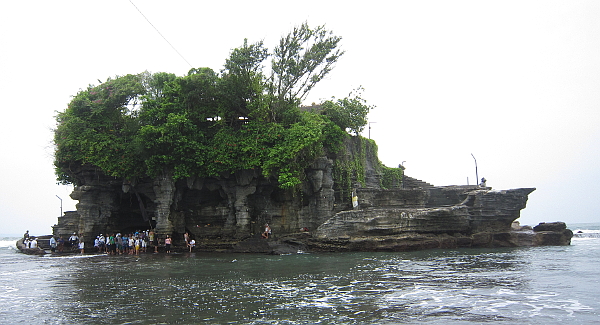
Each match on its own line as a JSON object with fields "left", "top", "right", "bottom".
{"left": 180, "top": 187, "right": 229, "bottom": 228}
{"left": 115, "top": 192, "right": 155, "bottom": 233}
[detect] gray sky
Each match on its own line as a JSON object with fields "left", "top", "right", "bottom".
{"left": 1, "top": 0, "right": 599, "bottom": 236}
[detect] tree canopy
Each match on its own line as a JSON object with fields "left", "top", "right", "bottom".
{"left": 54, "top": 24, "right": 373, "bottom": 189}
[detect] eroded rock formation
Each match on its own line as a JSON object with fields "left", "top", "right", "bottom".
{"left": 53, "top": 150, "right": 341, "bottom": 248}
{"left": 52, "top": 137, "right": 571, "bottom": 252}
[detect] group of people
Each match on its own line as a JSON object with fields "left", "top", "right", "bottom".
{"left": 183, "top": 232, "right": 196, "bottom": 252}
{"left": 68, "top": 233, "right": 84, "bottom": 253}
{"left": 93, "top": 230, "right": 158, "bottom": 255}
{"left": 22, "top": 233, "right": 39, "bottom": 249}
{"left": 22, "top": 229, "right": 203, "bottom": 254}
{"left": 23, "top": 230, "right": 69, "bottom": 253}
{"left": 89, "top": 230, "right": 198, "bottom": 254}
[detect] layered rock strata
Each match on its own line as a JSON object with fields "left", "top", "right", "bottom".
{"left": 52, "top": 137, "right": 570, "bottom": 252}
{"left": 308, "top": 188, "right": 572, "bottom": 251}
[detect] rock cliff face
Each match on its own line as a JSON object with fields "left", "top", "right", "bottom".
{"left": 53, "top": 146, "right": 342, "bottom": 248}
{"left": 53, "top": 136, "right": 571, "bottom": 252}
{"left": 309, "top": 187, "right": 557, "bottom": 251}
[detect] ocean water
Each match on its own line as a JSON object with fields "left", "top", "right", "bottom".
{"left": 0, "top": 223, "right": 599, "bottom": 324}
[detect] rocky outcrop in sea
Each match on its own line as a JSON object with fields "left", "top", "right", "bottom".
{"left": 52, "top": 136, "right": 572, "bottom": 253}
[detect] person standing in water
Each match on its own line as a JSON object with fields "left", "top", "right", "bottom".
{"left": 148, "top": 229, "right": 155, "bottom": 253}
{"left": 49, "top": 236, "right": 57, "bottom": 253}
{"left": 188, "top": 238, "right": 196, "bottom": 252}
{"left": 78, "top": 236, "right": 85, "bottom": 254}
{"left": 165, "top": 235, "right": 172, "bottom": 253}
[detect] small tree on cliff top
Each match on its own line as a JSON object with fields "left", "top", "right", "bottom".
{"left": 271, "top": 23, "right": 344, "bottom": 103}
{"left": 321, "top": 87, "right": 374, "bottom": 136}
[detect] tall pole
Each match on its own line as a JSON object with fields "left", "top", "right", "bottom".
{"left": 368, "top": 122, "right": 376, "bottom": 139}
{"left": 471, "top": 153, "right": 479, "bottom": 186}
{"left": 401, "top": 161, "right": 406, "bottom": 189}
{"left": 56, "top": 195, "right": 63, "bottom": 217}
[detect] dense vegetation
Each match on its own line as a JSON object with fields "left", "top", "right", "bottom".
{"left": 54, "top": 24, "right": 381, "bottom": 189}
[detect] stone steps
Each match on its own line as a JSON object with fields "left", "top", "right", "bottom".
{"left": 402, "top": 175, "right": 435, "bottom": 189}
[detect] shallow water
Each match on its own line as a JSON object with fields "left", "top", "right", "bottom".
{"left": 1, "top": 226, "right": 599, "bottom": 324}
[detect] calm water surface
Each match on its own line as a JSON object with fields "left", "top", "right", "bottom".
{"left": 1, "top": 224, "right": 599, "bottom": 324}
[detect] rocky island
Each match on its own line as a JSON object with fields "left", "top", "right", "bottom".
{"left": 50, "top": 24, "right": 572, "bottom": 254}
{"left": 52, "top": 135, "right": 572, "bottom": 254}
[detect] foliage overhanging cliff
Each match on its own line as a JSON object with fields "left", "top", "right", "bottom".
{"left": 54, "top": 24, "right": 403, "bottom": 191}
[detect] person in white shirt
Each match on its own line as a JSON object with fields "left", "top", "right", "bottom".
{"left": 49, "top": 236, "right": 57, "bottom": 253}
{"left": 69, "top": 233, "right": 79, "bottom": 250}
{"left": 98, "top": 234, "right": 106, "bottom": 253}
{"left": 128, "top": 236, "right": 135, "bottom": 255}
{"left": 188, "top": 239, "right": 196, "bottom": 252}
{"left": 261, "top": 224, "right": 272, "bottom": 239}
{"left": 78, "top": 236, "right": 85, "bottom": 254}
{"left": 30, "top": 237, "right": 38, "bottom": 249}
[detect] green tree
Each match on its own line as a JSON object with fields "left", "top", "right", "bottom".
{"left": 262, "top": 23, "right": 344, "bottom": 124}
{"left": 224, "top": 38, "right": 268, "bottom": 77}
{"left": 54, "top": 24, "right": 364, "bottom": 190}
{"left": 142, "top": 71, "right": 177, "bottom": 100}
{"left": 321, "top": 87, "right": 374, "bottom": 136}
{"left": 220, "top": 39, "right": 268, "bottom": 124}
{"left": 137, "top": 69, "right": 217, "bottom": 178}
{"left": 271, "top": 23, "right": 344, "bottom": 102}
{"left": 54, "top": 74, "right": 147, "bottom": 184}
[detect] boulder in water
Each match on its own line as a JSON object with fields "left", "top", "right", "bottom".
{"left": 532, "top": 222, "right": 573, "bottom": 245}
{"left": 533, "top": 222, "right": 567, "bottom": 232}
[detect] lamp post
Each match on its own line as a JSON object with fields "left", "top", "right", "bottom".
{"left": 368, "top": 122, "right": 376, "bottom": 139}
{"left": 401, "top": 161, "right": 406, "bottom": 189}
{"left": 56, "top": 195, "right": 63, "bottom": 217}
{"left": 471, "top": 153, "right": 479, "bottom": 186}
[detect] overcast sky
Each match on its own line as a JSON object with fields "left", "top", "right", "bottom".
{"left": 1, "top": 1, "right": 599, "bottom": 236}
